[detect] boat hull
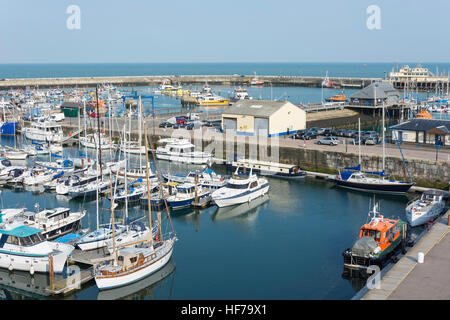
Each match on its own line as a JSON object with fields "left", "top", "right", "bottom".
{"left": 406, "top": 203, "right": 445, "bottom": 227}
{"left": 213, "top": 183, "right": 270, "bottom": 208}
{"left": 335, "top": 179, "right": 413, "bottom": 194}
{"left": 95, "top": 239, "right": 175, "bottom": 290}
{"left": 0, "top": 122, "right": 17, "bottom": 135}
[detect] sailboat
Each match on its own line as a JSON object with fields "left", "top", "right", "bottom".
{"left": 335, "top": 100, "right": 414, "bottom": 195}
{"left": 94, "top": 123, "right": 177, "bottom": 290}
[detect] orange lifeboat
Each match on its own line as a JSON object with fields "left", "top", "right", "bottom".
{"left": 325, "top": 94, "right": 348, "bottom": 102}
{"left": 415, "top": 110, "right": 432, "bottom": 119}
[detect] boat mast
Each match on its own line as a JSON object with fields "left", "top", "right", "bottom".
{"left": 143, "top": 123, "right": 154, "bottom": 246}
{"left": 139, "top": 96, "right": 142, "bottom": 171}
{"left": 109, "top": 173, "right": 118, "bottom": 265}
{"left": 382, "top": 100, "right": 385, "bottom": 178}
{"left": 358, "top": 118, "right": 361, "bottom": 166}
{"left": 95, "top": 86, "right": 103, "bottom": 179}
{"left": 123, "top": 124, "right": 128, "bottom": 223}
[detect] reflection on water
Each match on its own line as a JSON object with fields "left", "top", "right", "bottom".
{"left": 211, "top": 194, "right": 270, "bottom": 226}
{"left": 96, "top": 258, "right": 176, "bottom": 300}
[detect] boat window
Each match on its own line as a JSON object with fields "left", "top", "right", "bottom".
{"left": 129, "top": 256, "right": 137, "bottom": 264}
{"left": 250, "top": 181, "right": 258, "bottom": 188}
{"left": 6, "top": 235, "right": 19, "bottom": 245}
{"left": 29, "top": 233, "right": 44, "bottom": 244}
{"left": 375, "top": 232, "right": 382, "bottom": 241}
{"left": 19, "top": 236, "right": 32, "bottom": 246}
{"left": 226, "top": 183, "right": 250, "bottom": 189}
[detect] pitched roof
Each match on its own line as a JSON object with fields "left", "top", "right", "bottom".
{"left": 223, "top": 100, "right": 302, "bottom": 117}
{"left": 390, "top": 119, "right": 450, "bottom": 132}
{"left": 351, "top": 81, "right": 398, "bottom": 100}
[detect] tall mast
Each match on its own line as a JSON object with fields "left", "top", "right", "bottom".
{"left": 382, "top": 101, "right": 385, "bottom": 176}
{"left": 123, "top": 124, "right": 128, "bottom": 222}
{"left": 143, "top": 123, "right": 153, "bottom": 247}
{"left": 109, "top": 173, "right": 118, "bottom": 265}
{"left": 139, "top": 96, "right": 142, "bottom": 171}
{"left": 95, "top": 86, "right": 103, "bottom": 179}
{"left": 358, "top": 118, "right": 361, "bottom": 166}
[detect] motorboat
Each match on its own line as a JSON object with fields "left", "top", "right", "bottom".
{"left": 23, "top": 168, "right": 64, "bottom": 186}
{"left": 55, "top": 173, "right": 100, "bottom": 195}
{"left": 164, "top": 168, "right": 228, "bottom": 190}
{"left": 211, "top": 167, "right": 270, "bottom": 208}
{"left": 23, "top": 119, "right": 64, "bottom": 143}
{"left": 79, "top": 132, "right": 115, "bottom": 150}
{"left": 156, "top": 138, "right": 213, "bottom": 165}
{"left": 18, "top": 207, "right": 86, "bottom": 240}
{"left": 405, "top": 190, "right": 447, "bottom": 227}
{"left": 343, "top": 203, "right": 407, "bottom": 273}
{"left": 166, "top": 183, "right": 211, "bottom": 209}
{"left": 229, "top": 88, "right": 252, "bottom": 103}
{"left": 0, "top": 209, "right": 74, "bottom": 273}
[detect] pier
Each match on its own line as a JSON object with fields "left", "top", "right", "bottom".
{"left": 354, "top": 208, "right": 450, "bottom": 300}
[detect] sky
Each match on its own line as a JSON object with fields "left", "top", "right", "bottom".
{"left": 0, "top": 0, "right": 448, "bottom": 63}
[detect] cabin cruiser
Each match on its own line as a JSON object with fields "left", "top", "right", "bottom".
{"left": 14, "top": 206, "right": 86, "bottom": 240}
{"left": 229, "top": 88, "right": 252, "bottom": 103}
{"left": 1, "top": 167, "right": 28, "bottom": 186}
{"left": 164, "top": 168, "right": 228, "bottom": 190}
{"left": 23, "top": 168, "right": 64, "bottom": 186}
{"left": 211, "top": 167, "right": 270, "bottom": 208}
{"left": 35, "top": 159, "right": 75, "bottom": 174}
{"left": 112, "top": 163, "right": 158, "bottom": 182}
{"left": 67, "top": 178, "right": 111, "bottom": 198}
{"left": 0, "top": 209, "right": 74, "bottom": 273}
{"left": 166, "top": 183, "right": 211, "bottom": 209}
{"left": 405, "top": 190, "right": 447, "bottom": 227}
{"left": 156, "top": 138, "right": 213, "bottom": 165}
{"left": 23, "top": 119, "right": 64, "bottom": 142}
{"left": 112, "top": 181, "right": 149, "bottom": 204}
{"left": 0, "top": 148, "right": 29, "bottom": 161}
{"left": 55, "top": 173, "right": 100, "bottom": 195}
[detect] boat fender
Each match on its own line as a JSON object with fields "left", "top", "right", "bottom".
{"left": 8, "top": 264, "right": 13, "bottom": 271}
{"left": 30, "top": 266, "right": 35, "bottom": 275}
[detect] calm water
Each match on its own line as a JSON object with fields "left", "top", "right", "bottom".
{"left": 0, "top": 136, "right": 420, "bottom": 300}
{"left": 2, "top": 62, "right": 450, "bottom": 79}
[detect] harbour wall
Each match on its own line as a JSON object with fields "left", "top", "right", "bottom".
{"left": 0, "top": 75, "right": 379, "bottom": 90}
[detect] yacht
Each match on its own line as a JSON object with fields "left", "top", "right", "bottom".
{"left": 230, "top": 88, "right": 252, "bottom": 103}
{"left": 23, "top": 119, "right": 64, "bottom": 142}
{"left": 405, "top": 190, "right": 447, "bottom": 227}
{"left": 79, "top": 132, "right": 115, "bottom": 150}
{"left": 156, "top": 138, "right": 213, "bottom": 165}
{"left": 166, "top": 183, "right": 211, "bottom": 209}
{"left": 227, "top": 159, "right": 306, "bottom": 179}
{"left": 164, "top": 168, "right": 228, "bottom": 190}
{"left": 20, "top": 207, "right": 86, "bottom": 240}
{"left": 23, "top": 168, "right": 64, "bottom": 186}
{"left": 0, "top": 209, "right": 74, "bottom": 273}
{"left": 55, "top": 173, "right": 100, "bottom": 195}
{"left": 211, "top": 167, "right": 270, "bottom": 207}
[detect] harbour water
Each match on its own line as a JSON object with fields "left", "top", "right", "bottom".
{"left": 0, "top": 136, "right": 422, "bottom": 300}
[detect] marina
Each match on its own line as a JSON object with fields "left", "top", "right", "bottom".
{"left": 0, "top": 64, "right": 449, "bottom": 301}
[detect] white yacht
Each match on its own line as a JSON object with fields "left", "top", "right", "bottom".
{"left": 406, "top": 190, "right": 447, "bottom": 227}
{"left": 23, "top": 119, "right": 64, "bottom": 142}
{"left": 0, "top": 209, "right": 74, "bottom": 273}
{"left": 166, "top": 183, "right": 211, "bottom": 209}
{"left": 164, "top": 168, "right": 228, "bottom": 190}
{"left": 211, "top": 167, "right": 270, "bottom": 208}
{"left": 156, "top": 138, "right": 213, "bottom": 165}
{"left": 79, "top": 133, "right": 115, "bottom": 150}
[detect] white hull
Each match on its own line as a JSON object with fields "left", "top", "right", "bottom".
{"left": 156, "top": 153, "right": 212, "bottom": 165}
{"left": 213, "top": 184, "right": 270, "bottom": 208}
{"left": 95, "top": 239, "right": 174, "bottom": 290}
{"left": 406, "top": 202, "right": 445, "bottom": 227}
{"left": 24, "top": 130, "right": 63, "bottom": 143}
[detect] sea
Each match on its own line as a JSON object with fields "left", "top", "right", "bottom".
{"left": 0, "top": 62, "right": 444, "bottom": 300}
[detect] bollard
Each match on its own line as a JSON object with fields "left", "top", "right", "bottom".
{"left": 418, "top": 252, "right": 424, "bottom": 264}
{"left": 448, "top": 215, "right": 450, "bottom": 226}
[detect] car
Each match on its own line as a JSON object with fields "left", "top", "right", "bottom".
{"left": 322, "top": 128, "right": 337, "bottom": 136}
{"left": 310, "top": 127, "right": 325, "bottom": 135}
{"left": 317, "top": 136, "right": 339, "bottom": 145}
{"left": 159, "top": 121, "right": 173, "bottom": 128}
{"left": 172, "top": 123, "right": 180, "bottom": 129}
{"left": 89, "top": 112, "right": 100, "bottom": 118}
{"left": 353, "top": 136, "right": 366, "bottom": 145}
{"left": 292, "top": 129, "right": 307, "bottom": 139}
{"left": 365, "top": 137, "right": 378, "bottom": 145}
{"left": 336, "top": 129, "right": 347, "bottom": 137}
{"left": 346, "top": 130, "right": 358, "bottom": 138}
{"left": 175, "top": 116, "right": 187, "bottom": 125}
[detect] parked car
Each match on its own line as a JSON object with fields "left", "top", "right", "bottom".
{"left": 336, "top": 129, "right": 347, "bottom": 137}
{"left": 310, "top": 127, "right": 325, "bottom": 135}
{"left": 317, "top": 136, "right": 339, "bottom": 145}
{"left": 353, "top": 136, "right": 366, "bottom": 145}
{"left": 365, "top": 137, "right": 378, "bottom": 145}
{"left": 172, "top": 123, "right": 180, "bottom": 129}
{"left": 302, "top": 131, "right": 318, "bottom": 140}
{"left": 322, "top": 128, "right": 337, "bottom": 136}
{"left": 292, "top": 129, "right": 307, "bottom": 139}
{"left": 175, "top": 116, "right": 187, "bottom": 124}
{"left": 346, "top": 130, "right": 358, "bottom": 138}
{"left": 159, "top": 121, "right": 173, "bottom": 128}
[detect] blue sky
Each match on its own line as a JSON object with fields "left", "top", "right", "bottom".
{"left": 0, "top": 0, "right": 448, "bottom": 63}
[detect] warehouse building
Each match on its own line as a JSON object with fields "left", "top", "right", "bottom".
{"left": 391, "top": 119, "right": 450, "bottom": 146}
{"left": 221, "top": 100, "right": 306, "bottom": 137}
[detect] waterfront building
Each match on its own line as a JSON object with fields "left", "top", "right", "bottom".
{"left": 388, "top": 64, "right": 450, "bottom": 91}
{"left": 221, "top": 100, "right": 306, "bottom": 137}
{"left": 390, "top": 118, "right": 450, "bottom": 146}
{"left": 350, "top": 81, "right": 401, "bottom": 106}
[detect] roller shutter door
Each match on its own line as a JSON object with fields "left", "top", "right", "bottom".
{"left": 254, "top": 117, "right": 268, "bottom": 135}
{"left": 223, "top": 118, "right": 237, "bottom": 131}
